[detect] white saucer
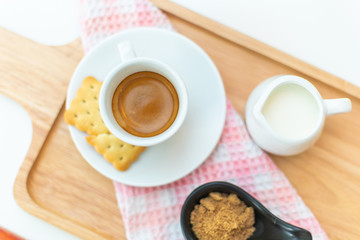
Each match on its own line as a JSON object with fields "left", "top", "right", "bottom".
{"left": 66, "top": 28, "right": 226, "bottom": 187}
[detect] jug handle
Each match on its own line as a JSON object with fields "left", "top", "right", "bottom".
{"left": 324, "top": 98, "right": 352, "bottom": 116}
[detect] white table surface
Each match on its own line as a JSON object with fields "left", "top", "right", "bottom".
{"left": 0, "top": 1, "right": 81, "bottom": 239}
{"left": 0, "top": 0, "right": 358, "bottom": 239}
{"left": 171, "top": 0, "right": 360, "bottom": 87}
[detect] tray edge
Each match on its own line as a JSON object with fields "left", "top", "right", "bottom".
{"left": 151, "top": 0, "right": 360, "bottom": 99}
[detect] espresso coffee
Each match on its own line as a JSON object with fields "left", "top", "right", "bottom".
{"left": 112, "top": 71, "right": 179, "bottom": 137}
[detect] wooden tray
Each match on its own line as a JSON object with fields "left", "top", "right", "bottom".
{"left": 8, "top": 3, "right": 360, "bottom": 240}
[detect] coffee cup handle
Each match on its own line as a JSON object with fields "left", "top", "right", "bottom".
{"left": 118, "top": 41, "right": 136, "bottom": 62}
{"left": 324, "top": 98, "right": 352, "bottom": 116}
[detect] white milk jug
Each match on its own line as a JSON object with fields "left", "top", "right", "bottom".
{"left": 246, "top": 75, "right": 352, "bottom": 156}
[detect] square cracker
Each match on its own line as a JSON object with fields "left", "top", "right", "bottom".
{"left": 86, "top": 133, "right": 146, "bottom": 171}
{"left": 64, "top": 76, "right": 109, "bottom": 135}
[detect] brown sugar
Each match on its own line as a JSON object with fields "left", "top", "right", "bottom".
{"left": 190, "top": 192, "right": 255, "bottom": 240}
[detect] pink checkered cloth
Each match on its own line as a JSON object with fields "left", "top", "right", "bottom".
{"left": 79, "top": 0, "right": 329, "bottom": 239}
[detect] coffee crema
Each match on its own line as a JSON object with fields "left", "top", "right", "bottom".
{"left": 112, "top": 71, "right": 179, "bottom": 137}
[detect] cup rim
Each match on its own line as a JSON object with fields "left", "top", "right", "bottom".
{"left": 99, "top": 57, "right": 188, "bottom": 146}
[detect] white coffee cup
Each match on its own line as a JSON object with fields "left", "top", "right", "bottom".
{"left": 99, "top": 41, "right": 188, "bottom": 146}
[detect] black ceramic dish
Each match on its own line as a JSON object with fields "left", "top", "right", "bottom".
{"left": 181, "top": 181, "right": 312, "bottom": 240}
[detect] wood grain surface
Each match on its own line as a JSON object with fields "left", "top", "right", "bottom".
{"left": 8, "top": 8, "right": 360, "bottom": 240}
{"left": 0, "top": 27, "right": 84, "bottom": 237}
